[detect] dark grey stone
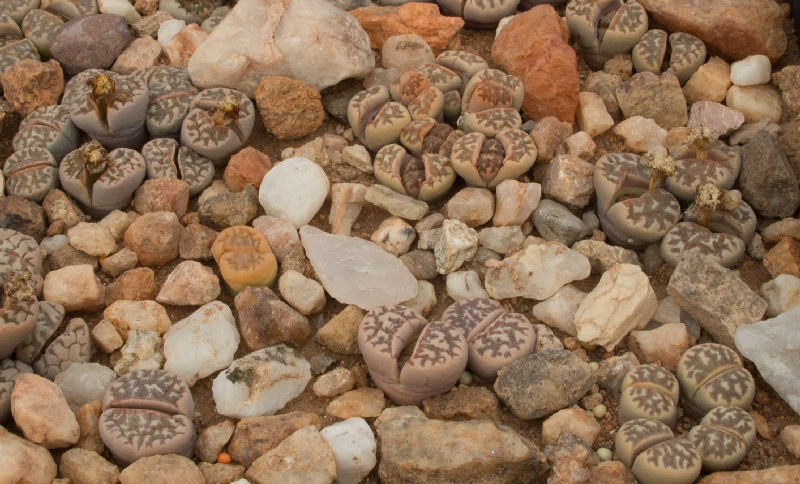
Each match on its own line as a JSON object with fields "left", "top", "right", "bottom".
{"left": 739, "top": 130, "right": 800, "bottom": 218}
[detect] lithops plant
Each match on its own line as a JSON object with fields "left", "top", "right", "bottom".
{"left": 12, "top": 104, "right": 81, "bottom": 161}
{"left": 457, "top": 107, "right": 522, "bottom": 137}
{"left": 99, "top": 369, "right": 196, "bottom": 464}
{"left": 439, "top": 297, "right": 536, "bottom": 382}
{"left": 434, "top": 50, "right": 490, "bottom": 87}
{"left": 1, "top": 0, "right": 39, "bottom": 24}
{"left": 450, "top": 128, "right": 537, "bottom": 188}
{"left": 180, "top": 87, "right": 254, "bottom": 163}
{"left": 66, "top": 69, "right": 149, "bottom": 149}
{"left": 437, "top": 0, "right": 520, "bottom": 29}
{"left": 211, "top": 225, "right": 278, "bottom": 294}
{"left": 565, "top": 0, "right": 649, "bottom": 68}
{"left": 461, "top": 68, "right": 524, "bottom": 114}
{"left": 660, "top": 222, "right": 746, "bottom": 269}
{"left": 141, "top": 138, "right": 214, "bottom": 196}
{"left": 160, "top": 0, "right": 225, "bottom": 24}
{"left": 665, "top": 127, "right": 741, "bottom": 202}
{"left": 0, "top": 359, "right": 32, "bottom": 422}
{"left": 0, "top": 13, "right": 22, "bottom": 39}
{"left": 201, "top": 6, "right": 229, "bottom": 32}
{"left": 677, "top": 343, "right": 756, "bottom": 419}
{"left": 14, "top": 301, "right": 64, "bottom": 365}
{"left": 0, "top": 228, "right": 43, "bottom": 287}
{"left": 20, "top": 8, "right": 62, "bottom": 57}
{"left": 374, "top": 143, "right": 457, "bottom": 202}
{"left": 3, "top": 147, "right": 58, "bottom": 202}
{"left": 399, "top": 118, "right": 463, "bottom": 157}
{"left": 618, "top": 364, "right": 680, "bottom": 427}
{"left": 594, "top": 152, "right": 681, "bottom": 248}
{"left": 632, "top": 29, "right": 668, "bottom": 74}
{"left": 33, "top": 316, "right": 91, "bottom": 380}
{"left": 615, "top": 418, "right": 703, "bottom": 484}
{"left": 687, "top": 406, "right": 756, "bottom": 471}
{"left": 39, "top": 0, "right": 98, "bottom": 19}
{"left": 358, "top": 305, "right": 468, "bottom": 405}
{"left": 389, "top": 70, "right": 445, "bottom": 121}
{"left": 668, "top": 32, "right": 706, "bottom": 84}
{"left": 348, "top": 85, "right": 412, "bottom": 152}
{"left": 0, "top": 269, "right": 39, "bottom": 360}
{"left": 416, "top": 63, "right": 463, "bottom": 121}
{"left": 0, "top": 38, "right": 39, "bottom": 77}
{"left": 145, "top": 66, "right": 198, "bottom": 138}
{"left": 59, "top": 140, "right": 147, "bottom": 214}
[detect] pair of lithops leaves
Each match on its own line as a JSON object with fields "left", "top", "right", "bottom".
{"left": 358, "top": 297, "right": 536, "bottom": 405}
{"left": 180, "top": 87, "right": 255, "bottom": 162}
{"left": 618, "top": 364, "right": 680, "bottom": 428}
{"left": 565, "top": 0, "right": 649, "bottom": 68}
{"left": 436, "top": 0, "right": 520, "bottom": 29}
{"left": 1, "top": 0, "right": 94, "bottom": 23}
{"left": 633, "top": 30, "right": 707, "bottom": 84}
{"left": 99, "top": 369, "right": 196, "bottom": 464}
{"left": 0, "top": 229, "right": 43, "bottom": 359}
{"left": 13, "top": 104, "right": 80, "bottom": 162}
{"left": 211, "top": 226, "right": 278, "bottom": 294}
{"left": 18, "top": 7, "right": 63, "bottom": 58}
{"left": 145, "top": 66, "right": 198, "bottom": 139}
{"left": 142, "top": 138, "right": 214, "bottom": 196}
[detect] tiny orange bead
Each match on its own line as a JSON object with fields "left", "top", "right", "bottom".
{"left": 217, "top": 452, "right": 231, "bottom": 464}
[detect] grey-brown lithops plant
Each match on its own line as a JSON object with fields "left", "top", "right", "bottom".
{"left": 180, "top": 87, "right": 255, "bottom": 162}
{"left": 39, "top": 0, "right": 98, "bottom": 19}
{"left": 99, "top": 369, "right": 196, "bottom": 464}
{"left": 141, "top": 137, "right": 215, "bottom": 196}
{"left": 145, "top": 65, "right": 198, "bottom": 138}
{"left": 20, "top": 8, "right": 62, "bottom": 57}
{"left": 457, "top": 107, "right": 522, "bottom": 136}
{"left": 398, "top": 118, "right": 463, "bottom": 157}
{"left": 348, "top": 85, "right": 412, "bottom": 152}
{"left": 618, "top": 364, "right": 680, "bottom": 427}
{"left": 0, "top": 38, "right": 39, "bottom": 77}
{"left": 677, "top": 343, "right": 756, "bottom": 419}
{"left": 668, "top": 32, "right": 707, "bottom": 84}
{"left": 14, "top": 301, "right": 64, "bottom": 365}
{"left": 632, "top": 29, "right": 668, "bottom": 74}
{"left": 67, "top": 69, "right": 149, "bottom": 149}
{"left": 439, "top": 297, "right": 536, "bottom": 382}
{"left": 565, "top": 0, "right": 649, "bottom": 68}
{"left": 450, "top": 128, "right": 537, "bottom": 188}
{"left": 594, "top": 152, "right": 681, "bottom": 248}
{"left": 1, "top": 0, "right": 39, "bottom": 24}
{"left": 416, "top": 63, "right": 463, "bottom": 120}
{"left": 0, "top": 228, "right": 43, "bottom": 287}
{"left": 0, "top": 269, "right": 39, "bottom": 360}
{"left": 358, "top": 305, "right": 468, "bottom": 405}
{"left": 3, "top": 147, "right": 58, "bottom": 202}
{"left": 59, "top": 140, "right": 147, "bottom": 214}
{"left": 660, "top": 222, "right": 746, "bottom": 269}
{"left": 615, "top": 418, "right": 702, "bottom": 484}
{"left": 33, "top": 316, "right": 91, "bottom": 380}
{"left": 687, "top": 406, "right": 756, "bottom": 471}
{"left": 160, "top": 0, "right": 225, "bottom": 23}
{"left": 374, "top": 143, "right": 457, "bottom": 202}
{"left": 389, "top": 69, "right": 445, "bottom": 121}
{"left": 0, "top": 359, "right": 32, "bottom": 422}
{"left": 437, "top": 0, "right": 519, "bottom": 29}
{"left": 666, "top": 127, "right": 741, "bottom": 202}
{"left": 12, "top": 104, "right": 81, "bottom": 161}
{"left": 0, "top": 12, "right": 22, "bottom": 38}
{"left": 435, "top": 50, "right": 490, "bottom": 86}
{"left": 461, "top": 68, "right": 524, "bottom": 114}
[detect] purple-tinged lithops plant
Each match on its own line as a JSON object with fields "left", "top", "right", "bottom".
{"left": 348, "top": 85, "right": 412, "bottom": 152}
{"left": 594, "top": 152, "right": 681, "bottom": 248}
{"left": 160, "top": 0, "right": 225, "bottom": 24}
{"left": 666, "top": 127, "right": 740, "bottom": 202}
{"left": 687, "top": 406, "right": 756, "bottom": 471}
{"left": 677, "top": 343, "right": 756, "bottom": 419}
{"left": 20, "top": 9, "right": 63, "bottom": 57}
{"left": 565, "top": 0, "right": 649, "bottom": 68}
{"left": 67, "top": 69, "right": 149, "bottom": 149}
{"left": 14, "top": 301, "right": 64, "bottom": 365}
{"left": 0, "top": 38, "right": 39, "bottom": 76}
{"left": 618, "top": 364, "right": 679, "bottom": 427}
{"left": 3, "top": 147, "right": 58, "bottom": 202}
{"left": 660, "top": 222, "right": 746, "bottom": 269}
{"left": 141, "top": 138, "right": 214, "bottom": 196}
{"left": 358, "top": 305, "right": 468, "bottom": 405}
{"left": 440, "top": 297, "right": 536, "bottom": 382}
{"left": 180, "top": 87, "right": 254, "bottom": 163}
{"left": 0, "top": 269, "right": 39, "bottom": 360}
{"left": 399, "top": 118, "right": 463, "bottom": 157}
{"left": 33, "top": 316, "right": 91, "bottom": 380}
{"left": 0, "top": 228, "right": 42, "bottom": 286}
{"left": 668, "top": 32, "right": 707, "bottom": 84}
{"left": 145, "top": 66, "right": 198, "bottom": 138}
{"left": 457, "top": 107, "right": 522, "bottom": 137}
{"left": 0, "top": 359, "right": 32, "bottom": 422}
{"left": 416, "top": 63, "right": 462, "bottom": 94}
{"left": 461, "top": 68, "right": 524, "bottom": 114}
{"left": 13, "top": 104, "right": 81, "bottom": 162}
{"left": 374, "top": 143, "right": 456, "bottom": 202}
{"left": 59, "top": 140, "right": 147, "bottom": 215}
{"left": 211, "top": 226, "right": 278, "bottom": 293}
{"left": 390, "top": 70, "right": 445, "bottom": 121}
{"left": 1, "top": 0, "right": 39, "bottom": 23}
{"left": 39, "top": 0, "right": 98, "bottom": 19}
{"left": 632, "top": 29, "right": 668, "bottom": 74}
{"left": 615, "top": 418, "right": 702, "bottom": 484}
{"left": 450, "top": 128, "right": 536, "bottom": 188}
{"left": 436, "top": 0, "right": 520, "bottom": 29}
{"left": 99, "top": 369, "right": 196, "bottom": 464}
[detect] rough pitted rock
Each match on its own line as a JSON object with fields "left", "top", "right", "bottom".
{"left": 11, "top": 373, "right": 80, "bottom": 448}
{"left": 50, "top": 14, "right": 131, "bottom": 76}
{"left": 118, "top": 454, "right": 204, "bottom": 484}
{"left": 133, "top": 178, "right": 190, "bottom": 218}
{"left": 698, "top": 466, "right": 800, "bottom": 484}
{"left": 224, "top": 148, "right": 272, "bottom": 193}
{"left": 234, "top": 286, "right": 312, "bottom": 350}
{"left": 245, "top": 426, "right": 336, "bottom": 484}
{"left": 0, "top": 425, "right": 58, "bottom": 484}
{"left": 124, "top": 211, "right": 183, "bottom": 266}
{"left": 616, "top": 71, "right": 688, "bottom": 130}
{"left": 255, "top": 76, "right": 324, "bottom": 140}
{"left": 59, "top": 448, "right": 120, "bottom": 484}
{"left": 0, "top": 195, "right": 47, "bottom": 240}
{"left": 198, "top": 185, "right": 260, "bottom": 231}
{"left": 156, "top": 260, "right": 221, "bottom": 306}
{"left": 739, "top": 130, "right": 800, "bottom": 219}
{"left": 0, "top": 59, "right": 64, "bottom": 117}
{"left": 228, "top": 411, "right": 322, "bottom": 465}
{"left": 350, "top": 3, "right": 464, "bottom": 54}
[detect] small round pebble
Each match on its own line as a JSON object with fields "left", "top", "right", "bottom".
{"left": 597, "top": 447, "right": 612, "bottom": 461}
{"left": 592, "top": 403, "right": 607, "bottom": 419}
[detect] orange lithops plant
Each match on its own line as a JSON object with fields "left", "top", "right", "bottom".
{"left": 211, "top": 226, "right": 278, "bottom": 294}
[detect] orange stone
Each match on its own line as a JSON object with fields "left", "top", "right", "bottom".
{"left": 223, "top": 147, "right": 272, "bottom": 192}
{"left": 492, "top": 5, "right": 579, "bottom": 123}
{"left": 350, "top": 3, "right": 464, "bottom": 54}
{"left": 764, "top": 236, "right": 800, "bottom": 278}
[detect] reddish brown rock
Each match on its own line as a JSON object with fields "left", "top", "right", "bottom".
{"left": 764, "top": 236, "right": 800, "bottom": 279}
{"left": 106, "top": 267, "right": 156, "bottom": 305}
{"left": 124, "top": 211, "right": 182, "bottom": 266}
{"left": 164, "top": 24, "right": 209, "bottom": 68}
{"left": 350, "top": 3, "right": 464, "bottom": 54}
{"left": 0, "top": 59, "right": 64, "bottom": 117}
{"left": 639, "top": 0, "right": 787, "bottom": 63}
{"left": 492, "top": 5, "right": 579, "bottom": 123}
{"left": 133, "top": 178, "right": 190, "bottom": 217}
{"left": 224, "top": 147, "right": 272, "bottom": 192}
{"left": 255, "top": 76, "right": 324, "bottom": 140}
{"left": 228, "top": 411, "right": 323, "bottom": 465}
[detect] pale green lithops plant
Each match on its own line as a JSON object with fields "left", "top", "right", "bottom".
{"left": 348, "top": 85, "right": 412, "bottom": 152}
{"left": 13, "top": 104, "right": 81, "bottom": 161}
{"left": 457, "top": 68, "right": 524, "bottom": 136}
{"left": 180, "top": 87, "right": 255, "bottom": 163}
{"left": 666, "top": 127, "right": 741, "bottom": 202}
{"left": 618, "top": 364, "right": 680, "bottom": 428}
{"left": 416, "top": 62, "right": 463, "bottom": 121}
{"left": 145, "top": 66, "right": 198, "bottom": 138}
{"left": 565, "top": 0, "right": 649, "bottom": 68}
{"left": 20, "top": 8, "right": 63, "bottom": 57}
{"left": 687, "top": 406, "right": 756, "bottom": 471}
{"left": 450, "top": 128, "right": 537, "bottom": 187}
{"left": 436, "top": 0, "right": 519, "bottom": 29}
{"left": 3, "top": 147, "right": 58, "bottom": 202}
{"left": 141, "top": 138, "right": 214, "bottom": 196}
{"left": 1, "top": 0, "right": 40, "bottom": 24}
{"left": 0, "top": 38, "right": 39, "bottom": 76}
{"left": 38, "top": 0, "right": 98, "bottom": 19}
{"left": 0, "top": 12, "right": 22, "bottom": 39}
{"left": 677, "top": 343, "right": 756, "bottom": 419}
{"left": 615, "top": 418, "right": 702, "bottom": 484}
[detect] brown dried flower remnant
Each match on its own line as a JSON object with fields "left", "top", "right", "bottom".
{"left": 643, "top": 146, "right": 675, "bottom": 192}
{"left": 693, "top": 182, "right": 741, "bottom": 227}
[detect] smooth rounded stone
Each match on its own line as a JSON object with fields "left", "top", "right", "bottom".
{"left": 195, "top": 419, "right": 235, "bottom": 463}
{"left": 370, "top": 217, "right": 416, "bottom": 257}
{"left": 494, "top": 349, "right": 595, "bottom": 419}
{"left": 278, "top": 270, "right": 326, "bottom": 316}
{"left": 678, "top": 343, "right": 755, "bottom": 418}
{"left": 100, "top": 248, "right": 138, "bottom": 277}
{"left": 541, "top": 154, "right": 594, "bottom": 210}
{"left": 54, "top": 362, "right": 116, "bottom": 413}
{"left": 245, "top": 425, "right": 336, "bottom": 484}
{"left": 234, "top": 286, "right": 311, "bottom": 350}
{"left": 444, "top": 187, "right": 495, "bottom": 228}
{"left": 157, "top": 18, "right": 186, "bottom": 46}
{"left": 399, "top": 249, "right": 437, "bottom": 280}
{"left": 381, "top": 34, "right": 434, "bottom": 73}
{"left": 223, "top": 147, "right": 272, "bottom": 193}
{"left": 228, "top": 411, "right": 322, "bottom": 466}
{"left": 42, "top": 264, "right": 104, "bottom": 312}
{"left": 33, "top": 317, "right": 91, "bottom": 380}
{"left": 40, "top": 234, "right": 69, "bottom": 255}
{"left": 400, "top": 279, "right": 436, "bottom": 316}
{"left": 113, "top": 328, "right": 164, "bottom": 375}
{"left": 492, "top": 179, "right": 541, "bottom": 226}
{"left": 613, "top": 116, "right": 667, "bottom": 153}
{"left": 213, "top": 344, "right": 312, "bottom": 418}
{"left": 0, "top": 425, "right": 58, "bottom": 484}
{"left": 255, "top": 76, "right": 324, "bottom": 140}
{"left": 530, "top": 284, "right": 586, "bottom": 337}
{"left": 133, "top": 178, "right": 190, "bottom": 218}
{"left": 618, "top": 365, "right": 679, "bottom": 427}
{"left": 0, "top": 195, "right": 47, "bottom": 240}
{"left": 729, "top": 54, "right": 771, "bottom": 87}
{"left": 760, "top": 274, "right": 800, "bottom": 317}
{"left": 179, "top": 223, "right": 217, "bottom": 261}
{"left": 258, "top": 157, "right": 330, "bottom": 229}
{"left": 313, "top": 367, "right": 355, "bottom": 397}
{"left": 98, "top": 209, "right": 133, "bottom": 243}
{"left": 163, "top": 301, "right": 240, "bottom": 386}
{"left": 781, "top": 426, "right": 800, "bottom": 459}
{"left": 575, "top": 91, "right": 614, "bottom": 137}
{"left": 485, "top": 239, "right": 591, "bottom": 300}
{"left": 124, "top": 211, "right": 182, "bottom": 266}
{"left": 118, "top": 454, "right": 203, "bottom": 484}
{"left": 49, "top": 14, "right": 130, "bottom": 76}
{"left": 682, "top": 56, "right": 731, "bottom": 104}
{"left": 326, "top": 387, "right": 386, "bottom": 419}
{"left": 726, "top": 84, "right": 782, "bottom": 124}
{"left": 11, "top": 373, "right": 80, "bottom": 448}
{"left": 0, "top": 359, "right": 33, "bottom": 423}
{"left": 541, "top": 407, "right": 601, "bottom": 447}
{"left": 66, "top": 222, "right": 116, "bottom": 258}
{"left": 59, "top": 448, "right": 120, "bottom": 484}
{"left": 156, "top": 260, "right": 220, "bottom": 306}
{"left": 320, "top": 417, "right": 377, "bottom": 483}
{"left": 91, "top": 319, "right": 123, "bottom": 354}
{"left": 446, "top": 270, "right": 489, "bottom": 301}
{"left": 106, "top": 267, "right": 156, "bottom": 304}
{"left": 315, "top": 305, "right": 363, "bottom": 355}
{"left": 434, "top": 219, "right": 478, "bottom": 275}
{"left": 532, "top": 199, "right": 588, "bottom": 246}
{"left": 103, "top": 300, "right": 171, "bottom": 340}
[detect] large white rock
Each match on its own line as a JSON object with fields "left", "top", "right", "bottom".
{"left": 574, "top": 264, "right": 657, "bottom": 351}
{"left": 163, "top": 301, "right": 240, "bottom": 386}
{"left": 299, "top": 225, "right": 418, "bottom": 311}
{"left": 530, "top": 284, "right": 587, "bottom": 337}
{"left": 760, "top": 274, "right": 800, "bottom": 317}
{"left": 187, "top": 0, "right": 375, "bottom": 96}
{"left": 320, "top": 418, "right": 377, "bottom": 484}
{"left": 213, "top": 344, "right": 311, "bottom": 418}
{"left": 259, "top": 157, "right": 330, "bottom": 229}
